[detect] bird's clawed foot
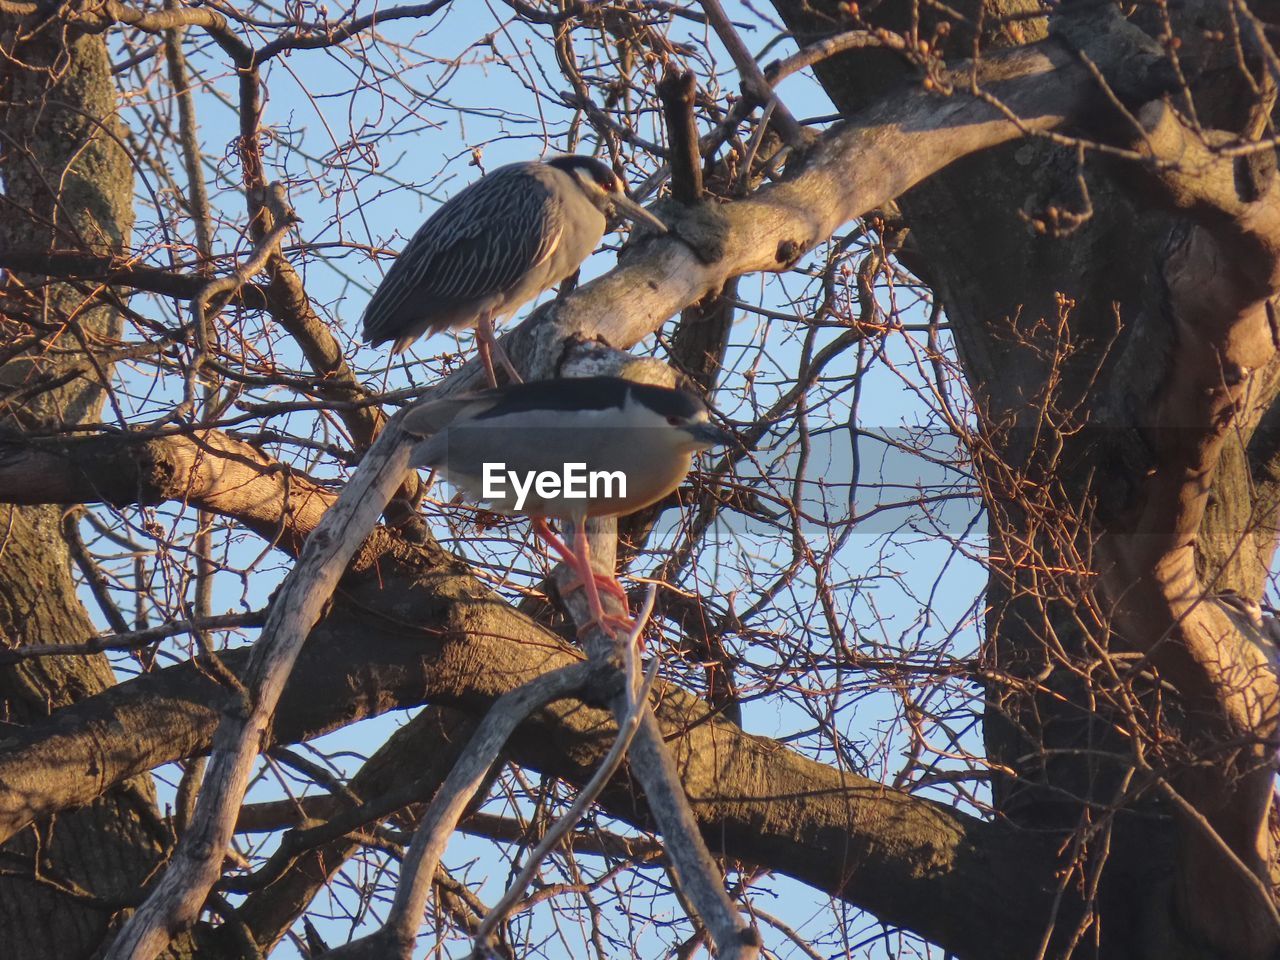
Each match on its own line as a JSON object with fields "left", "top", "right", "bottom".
{"left": 575, "top": 612, "right": 640, "bottom": 641}
{"left": 561, "top": 570, "right": 629, "bottom": 605}
{"left": 531, "top": 516, "right": 640, "bottom": 642}
{"left": 561, "top": 571, "right": 639, "bottom": 641}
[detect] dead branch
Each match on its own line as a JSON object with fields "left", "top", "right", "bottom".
{"left": 102, "top": 412, "right": 419, "bottom": 960}
{"left": 470, "top": 592, "right": 662, "bottom": 956}
{"left": 320, "top": 662, "right": 598, "bottom": 959}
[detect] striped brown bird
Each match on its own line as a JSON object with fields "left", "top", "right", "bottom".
{"left": 362, "top": 156, "right": 667, "bottom": 386}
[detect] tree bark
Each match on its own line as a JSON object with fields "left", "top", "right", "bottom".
{"left": 0, "top": 536, "right": 1063, "bottom": 959}
{"left": 2, "top": 3, "right": 1278, "bottom": 957}
{"left": 771, "top": 1, "right": 1280, "bottom": 957}
{"left": 0, "top": 17, "right": 183, "bottom": 960}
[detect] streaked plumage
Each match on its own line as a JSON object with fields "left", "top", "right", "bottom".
{"left": 362, "top": 157, "right": 666, "bottom": 360}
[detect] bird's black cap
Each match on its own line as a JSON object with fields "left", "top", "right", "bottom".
{"left": 546, "top": 155, "right": 622, "bottom": 192}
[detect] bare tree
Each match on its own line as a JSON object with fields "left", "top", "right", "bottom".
{"left": 1, "top": 1, "right": 1278, "bottom": 958}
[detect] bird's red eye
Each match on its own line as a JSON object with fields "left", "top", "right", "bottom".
{"left": 666, "top": 416, "right": 681, "bottom": 426}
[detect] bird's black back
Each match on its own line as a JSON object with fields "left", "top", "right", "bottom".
{"left": 467, "top": 376, "right": 704, "bottom": 421}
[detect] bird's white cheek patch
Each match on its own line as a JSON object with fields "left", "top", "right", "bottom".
{"left": 481, "top": 462, "right": 629, "bottom": 511}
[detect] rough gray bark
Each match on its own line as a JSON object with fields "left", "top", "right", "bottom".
{"left": 772, "top": 1, "right": 1280, "bottom": 957}
{"left": 0, "top": 18, "right": 188, "bottom": 960}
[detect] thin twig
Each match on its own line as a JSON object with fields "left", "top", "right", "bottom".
{"left": 0, "top": 609, "right": 267, "bottom": 664}
{"left": 764, "top": 30, "right": 904, "bottom": 86}
{"left": 320, "top": 661, "right": 599, "bottom": 959}
{"left": 471, "top": 589, "right": 661, "bottom": 956}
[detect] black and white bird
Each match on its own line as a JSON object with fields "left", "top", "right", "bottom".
{"left": 362, "top": 157, "right": 667, "bottom": 386}
{"left": 403, "top": 376, "right": 731, "bottom": 632}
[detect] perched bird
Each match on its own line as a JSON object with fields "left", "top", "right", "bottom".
{"left": 403, "top": 376, "right": 732, "bottom": 633}
{"left": 363, "top": 157, "right": 668, "bottom": 386}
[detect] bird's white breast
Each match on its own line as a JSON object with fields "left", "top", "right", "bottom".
{"left": 430, "top": 397, "right": 693, "bottom": 520}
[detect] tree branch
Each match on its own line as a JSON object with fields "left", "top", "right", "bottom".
{"left": 322, "top": 663, "right": 598, "bottom": 959}
{"left": 0, "top": 429, "right": 341, "bottom": 557}
{"left": 102, "top": 413, "right": 418, "bottom": 960}
{"left": 230, "top": 707, "right": 479, "bottom": 952}
{"left": 0, "top": 546, "right": 1058, "bottom": 959}
{"left": 0, "top": 249, "right": 272, "bottom": 310}
{"left": 478, "top": 35, "right": 1164, "bottom": 389}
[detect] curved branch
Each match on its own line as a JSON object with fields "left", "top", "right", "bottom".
{"left": 0, "top": 534, "right": 1060, "bottom": 960}
{"left": 480, "top": 37, "right": 1155, "bottom": 388}
{"left": 0, "top": 430, "right": 338, "bottom": 556}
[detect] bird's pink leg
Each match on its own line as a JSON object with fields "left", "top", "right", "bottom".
{"left": 531, "top": 518, "right": 627, "bottom": 602}
{"left": 568, "top": 518, "right": 635, "bottom": 637}
{"left": 475, "top": 313, "right": 500, "bottom": 388}
{"left": 476, "top": 312, "right": 522, "bottom": 386}
{"left": 532, "top": 516, "right": 578, "bottom": 566}
{"left": 532, "top": 517, "right": 632, "bottom": 635}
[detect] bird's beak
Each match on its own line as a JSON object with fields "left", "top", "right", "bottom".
{"left": 613, "top": 194, "right": 668, "bottom": 233}
{"left": 685, "top": 422, "right": 734, "bottom": 449}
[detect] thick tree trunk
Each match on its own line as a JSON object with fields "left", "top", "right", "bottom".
{"left": 772, "top": 1, "right": 1280, "bottom": 957}
{"left": 0, "top": 20, "right": 184, "bottom": 959}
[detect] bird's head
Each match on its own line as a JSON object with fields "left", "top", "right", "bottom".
{"left": 548, "top": 155, "right": 668, "bottom": 234}
{"left": 628, "top": 382, "right": 734, "bottom": 454}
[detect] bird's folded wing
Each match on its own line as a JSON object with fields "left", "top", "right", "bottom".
{"left": 362, "top": 165, "right": 563, "bottom": 342}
